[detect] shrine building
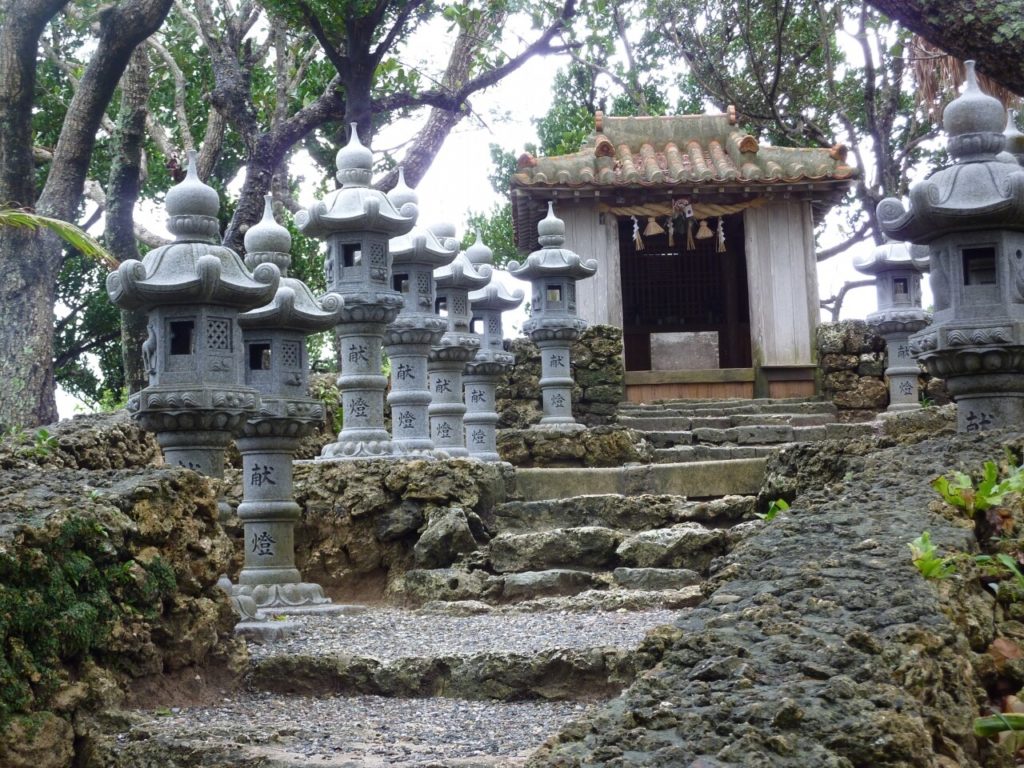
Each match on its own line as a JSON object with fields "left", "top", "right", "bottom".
{"left": 510, "top": 110, "right": 856, "bottom": 402}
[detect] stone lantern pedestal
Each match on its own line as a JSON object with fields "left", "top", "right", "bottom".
{"left": 465, "top": 259, "right": 523, "bottom": 461}
{"left": 383, "top": 172, "right": 456, "bottom": 455}
{"left": 878, "top": 62, "right": 1024, "bottom": 432}
{"left": 508, "top": 203, "right": 597, "bottom": 430}
{"left": 231, "top": 196, "right": 346, "bottom": 611}
{"left": 296, "top": 125, "right": 415, "bottom": 459}
{"left": 854, "top": 241, "right": 931, "bottom": 411}
{"left": 429, "top": 228, "right": 490, "bottom": 457}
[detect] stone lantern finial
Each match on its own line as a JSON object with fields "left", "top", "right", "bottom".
{"left": 943, "top": 61, "right": 1006, "bottom": 162}
{"left": 245, "top": 195, "right": 293, "bottom": 276}
{"left": 1000, "top": 109, "right": 1024, "bottom": 165}
{"left": 388, "top": 167, "right": 419, "bottom": 217}
{"left": 465, "top": 230, "right": 494, "bottom": 267}
{"left": 165, "top": 150, "right": 220, "bottom": 243}
{"left": 336, "top": 123, "right": 374, "bottom": 187}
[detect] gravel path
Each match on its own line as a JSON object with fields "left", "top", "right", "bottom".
{"left": 109, "top": 692, "right": 594, "bottom": 767}
{"left": 249, "top": 607, "right": 681, "bottom": 663}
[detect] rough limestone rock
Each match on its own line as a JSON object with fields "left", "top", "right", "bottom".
{"left": 397, "top": 567, "right": 498, "bottom": 605}
{"left": 0, "top": 411, "right": 159, "bottom": 471}
{"left": 0, "top": 711, "right": 74, "bottom": 768}
{"left": 833, "top": 376, "right": 889, "bottom": 411}
{"left": 615, "top": 524, "right": 729, "bottom": 572}
{"left": 528, "top": 431, "right": 1020, "bottom": 768}
{"left": 222, "top": 457, "right": 510, "bottom": 597}
{"left": 0, "top": 463, "right": 244, "bottom": 767}
{"left": 497, "top": 425, "right": 654, "bottom": 468}
{"left": 413, "top": 507, "right": 482, "bottom": 568}
{"left": 489, "top": 527, "right": 623, "bottom": 573}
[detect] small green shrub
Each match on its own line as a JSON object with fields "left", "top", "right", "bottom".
{"left": 757, "top": 498, "right": 790, "bottom": 522}
{"left": 909, "top": 531, "right": 957, "bottom": 579}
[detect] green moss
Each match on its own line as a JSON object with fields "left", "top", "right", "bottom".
{"left": 0, "top": 514, "right": 178, "bottom": 725}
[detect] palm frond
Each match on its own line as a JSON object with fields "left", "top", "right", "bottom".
{"left": 0, "top": 209, "right": 118, "bottom": 269}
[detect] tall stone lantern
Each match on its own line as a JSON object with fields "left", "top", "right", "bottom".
{"left": 230, "top": 197, "right": 346, "bottom": 610}
{"left": 429, "top": 231, "right": 490, "bottom": 456}
{"left": 465, "top": 235, "right": 524, "bottom": 461}
{"left": 296, "top": 125, "right": 416, "bottom": 458}
{"left": 877, "top": 61, "right": 1024, "bottom": 432}
{"left": 383, "top": 171, "right": 456, "bottom": 455}
{"left": 106, "top": 152, "right": 279, "bottom": 493}
{"left": 508, "top": 203, "right": 597, "bottom": 430}
{"left": 853, "top": 240, "right": 931, "bottom": 411}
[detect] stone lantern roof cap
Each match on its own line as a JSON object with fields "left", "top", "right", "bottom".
{"left": 106, "top": 165, "right": 280, "bottom": 311}
{"left": 434, "top": 250, "right": 492, "bottom": 290}
{"left": 507, "top": 203, "right": 598, "bottom": 281}
{"left": 390, "top": 224, "right": 457, "bottom": 268}
{"left": 107, "top": 242, "right": 279, "bottom": 312}
{"left": 427, "top": 221, "right": 459, "bottom": 252}
{"left": 469, "top": 279, "right": 525, "bottom": 311}
{"left": 387, "top": 167, "right": 418, "bottom": 213}
{"left": 296, "top": 126, "right": 415, "bottom": 240}
{"left": 244, "top": 196, "right": 293, "bottom": 275}
{"left": 853, "top": 239, "right": 916, "bottom": 276}
{"left": 876, "top": 62, "right": 1024, "bottom": 243}
{"left": 238, "top": 280, "right": 344, "bottom": 333}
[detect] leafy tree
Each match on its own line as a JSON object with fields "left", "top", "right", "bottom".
{"left": 865, "top": 0, "right": 1024, "bottom": 96}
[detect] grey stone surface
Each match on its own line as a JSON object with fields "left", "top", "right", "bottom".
{"left": 501, "top": 569, "right": 602, "bottom": 600}
{"left": 413, "top": 506, "right": 483, "bottom": 568}
{"left": 489, "top": 526, "right": 622, "bottom": 573}
{"left": 615, "top": 523, "right": 729, "bottom": 572}
{"left": 612, "top": 567, "right": 702, "bottom": 590}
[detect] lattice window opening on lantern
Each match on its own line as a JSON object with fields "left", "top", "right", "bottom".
{"left": 207, "top": 318, "right": 232, "bottom": 350}
{"left": 453, "top": 296, "right": 467, "bottom": 316}
{"left": 281, "top": 341, "right": 301, "bottom": 369}
{"left": 369, "top": 241, "right": 386, "bottom": 265}
{"left": 488, "top": 317, "right": 501, "bottom": 336}
{"left": 169, "top": 319, "right": 195, "bottom": 356}
{"left": 417, "top": 272, "right": 431, "bottom": 295}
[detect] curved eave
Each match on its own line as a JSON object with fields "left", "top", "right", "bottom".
{"left": 390, "top": 228, "right": 456, "bottom": 268}
{"left": 508, "top": 250, "right": 598, "bottom": 281}
{"left": 434, "top": 256, "right": 492, "bottom": 291}
{"left": 469, "top": 282, "right": 525, "bottom": 311}
{"left": 297, "top": 188, "right": 415, "bottom": 240}
{"left": 238, "top": 282, "right": 344, "bottom": 333}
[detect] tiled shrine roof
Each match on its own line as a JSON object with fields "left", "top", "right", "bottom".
{"left": 511, "top": 109, "right": 856, "bottom": 250}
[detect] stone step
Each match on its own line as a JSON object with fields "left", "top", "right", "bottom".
{"left": 617, "top": 412, "right": 836, "bottom": 431}
{"left": 492, "top": 494, "right": 755, "bottom": 533}
{"left": 86, "top": 693, "right": 594, "bottom": 767}
{"left": 653, "top": 445, "right": 784, "bottom": 463}
{"left": 512, "top": 458, "right": 767, "bottom": 501}
{"left": 241, "top": 608, "right": 678, "bottom": 702}
{"left": 616, "top": 397, "right": 836, "bottom": 416}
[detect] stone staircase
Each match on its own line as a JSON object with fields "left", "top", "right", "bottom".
{"left": 617, "top": 396, "right": 875, "bottom": 463}
{"left": 84, "top": 397, "right": 868, "bottom": 767}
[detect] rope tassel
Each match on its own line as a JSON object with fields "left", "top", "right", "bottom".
{"left": 631, "top": 215, "right": 644, "bottom": 251}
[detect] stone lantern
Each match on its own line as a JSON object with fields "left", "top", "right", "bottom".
{"left": 878, "top": 61, "right": 1024, "bottom": 432}
{"left": 229, "top": 196, "right": 345, "bottom": 610}
{"left": 853, "top": 240, "right": 931, "bottom": 411}
{"left": 465, "top": 235, "right": 524, "bottom": 461}
{"left": 508, "top": 203, "right": 597, "bottom": 430}
{"left": 429, "top": 228, "right": 490, "bottom": 457}
{"left": 106, "top": 151, "right": 279, "bottom": 494}
{"left": 383, "top": 171, "right": 456, "bottom": 455}
{"left": 296, "top": 125, "right": 416, "bottom": 458}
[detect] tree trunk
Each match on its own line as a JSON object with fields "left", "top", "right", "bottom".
{"left": 866, "top": 0, "right": 1024, "bottom": 96}
{"left": 0, "top": 0, "right": 172, "bottom": 428}
{"left": 106, "top": 48, "right": 151, "bottom": 395}
{"left": 0, "top": 0, "right": 70, "bottom": 429}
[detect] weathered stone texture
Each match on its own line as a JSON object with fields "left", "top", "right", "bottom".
{"left": 497, "top": 424, "right": 653, "bottom": 468}
{"left": 528, "top": 431, "right": 1020, "bottom": 768}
